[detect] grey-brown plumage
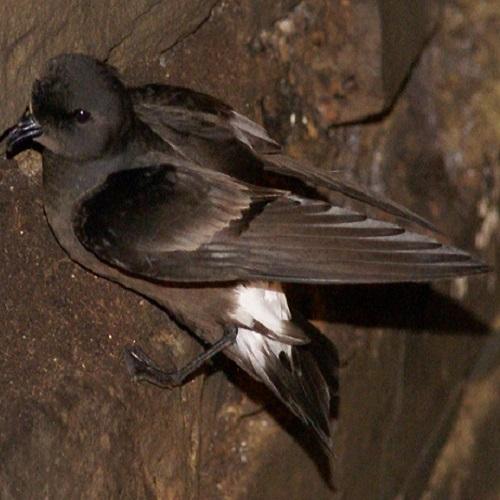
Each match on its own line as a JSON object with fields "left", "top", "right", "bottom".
{"left": 2, "top": 53, "right": 489, "bottom": 452}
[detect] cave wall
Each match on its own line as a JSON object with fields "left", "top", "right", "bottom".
{"left": 1, "top": 1, "right": 498, "bottom": 498}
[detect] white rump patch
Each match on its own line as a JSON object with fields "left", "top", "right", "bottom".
{"left": 235, "top": 327, "right": 292, "bottom": 370}
{"left": 230, "top": 282, "right": 292, "bottom": 334}
{"left": 229, "top": 282, "right": 293, "bottom": 371}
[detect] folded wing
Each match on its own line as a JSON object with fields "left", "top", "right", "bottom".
{"left": 132, "top": 84, "right": 439, "bottom": 231}
{"left": 74, "top": 163, "right": 487, "bottom": 284}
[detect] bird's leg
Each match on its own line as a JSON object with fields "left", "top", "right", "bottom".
{"left": 124, "top": 326, "right": 238, "bottom": 388}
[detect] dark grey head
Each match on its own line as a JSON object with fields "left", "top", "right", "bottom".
{"left": 6, "top": 54, "right": 132, "bottom": 161}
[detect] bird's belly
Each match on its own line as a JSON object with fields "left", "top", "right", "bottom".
{"left": 44, "top": 194, "right": 239, "bottom": 344}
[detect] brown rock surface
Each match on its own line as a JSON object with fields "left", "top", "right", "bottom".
{"left": 1, "top": 1, "right": 498, "bottom": 498}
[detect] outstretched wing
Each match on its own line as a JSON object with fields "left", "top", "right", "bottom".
{"left": 74, "top": 163, "right": 487, "bottom": 284}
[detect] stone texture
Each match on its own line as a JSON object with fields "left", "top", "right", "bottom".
{"left": 423, "top": 331, "right": 500, "bottom": 499}
{"left": 252, "top": 0, "right": 438, "bottom": 127}
{"left": 1, "top": 0, "right": 499, "bottom": 498}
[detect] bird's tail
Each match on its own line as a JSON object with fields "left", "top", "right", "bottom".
{"left": 230, "top": 310, "right": 339, "bottom": 452}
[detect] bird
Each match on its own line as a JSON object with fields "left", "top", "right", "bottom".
{"left": 1, "top": 53, "right": 488, "bottom": 452}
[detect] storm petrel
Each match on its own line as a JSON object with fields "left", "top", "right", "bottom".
{"left": 2, "top": 53, "right": 488, "bottom": 451}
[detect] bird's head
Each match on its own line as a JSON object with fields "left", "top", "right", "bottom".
{"left": 5, "top": 53, "right": 132, "bottom": 161}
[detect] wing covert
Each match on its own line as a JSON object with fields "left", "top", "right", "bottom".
{"left": 74, "top": 163, "right": 265, "bottom": 279}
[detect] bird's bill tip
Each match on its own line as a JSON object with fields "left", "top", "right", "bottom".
{"left": 1, "top": 107, "right": 43, "bottom": 158}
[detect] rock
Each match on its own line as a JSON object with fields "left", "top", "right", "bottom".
{"left": 1, "top": 0, "right": 498, "bottom": 498}
{"left": 255, "top": 0, "right": 438, "bottom": 127}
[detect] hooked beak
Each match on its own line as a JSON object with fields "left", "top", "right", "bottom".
{"left": 1, "top": 107, "right": 43, "bottom": 158}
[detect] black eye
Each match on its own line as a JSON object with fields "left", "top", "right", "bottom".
{"left": 73, "top": 109, "right": 91, "bottom": 124}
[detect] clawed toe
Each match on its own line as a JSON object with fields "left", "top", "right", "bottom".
{"left": 123, "top": 345, "right": 157, "bottom": 380}
{"left": 123, "top": 344, "right": 180, "bottom": 387}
